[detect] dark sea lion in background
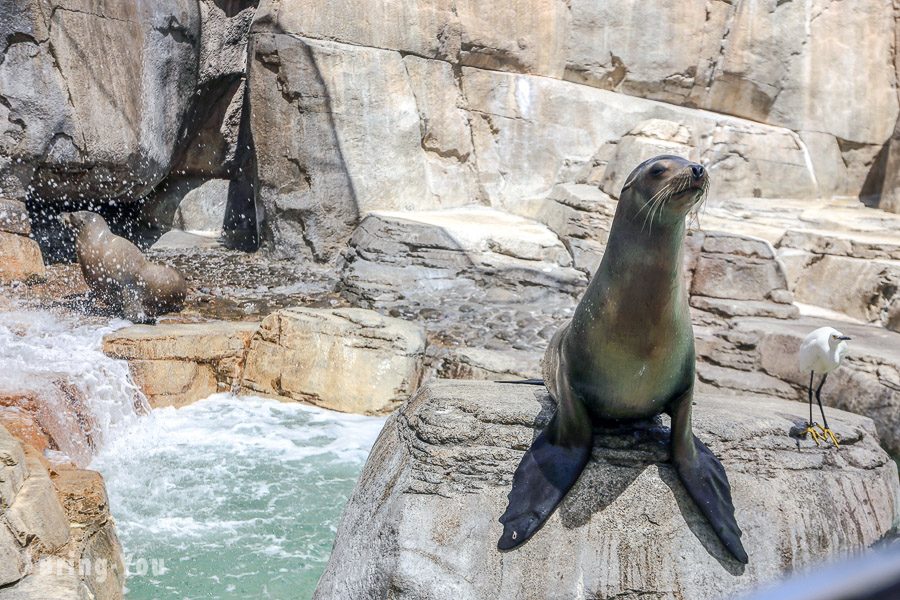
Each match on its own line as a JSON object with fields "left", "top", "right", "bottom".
{"left": 60, "top": 211, "right": 187, "bottom": 323}
{"left": 498, "top": 155, "right": 748, "bottom": 564}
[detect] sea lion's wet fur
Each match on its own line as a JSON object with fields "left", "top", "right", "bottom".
{"left": 498, "top": 155, "right": 748, "bottom": 564}
{"left": 61, "top": 211, "right": 186, "bottom": 323}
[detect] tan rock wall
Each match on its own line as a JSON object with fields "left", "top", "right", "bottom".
{"left": 241, "top": 308, "right": 427, "bottom": 414}
{"left": 248, "top": 0, "right": 900, "bottom": 258}
{"left": 102, "top": 322, "right": 259, "bottom": 408}
{"left": 0, "top": 426, "right": 124, "bottom": 598}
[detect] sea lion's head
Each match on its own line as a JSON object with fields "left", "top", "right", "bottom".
{"left": 620, "top": 155, "right": 709, "bottom": 229}
{"left": 59, "top": 210, "right": 107, "bottom": 232}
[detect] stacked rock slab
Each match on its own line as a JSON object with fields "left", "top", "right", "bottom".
{"left": 0, "top": 198, "right": 44, "bottom": 283}
{"left": 0, "top": 425, "right": 124, "bottom": 598}
{"left": 102, "top": 321, "right": 260, "bottom": 408}
{"left": 101, "top": 308, "right": 429, "bottom": 415}
{"left": 314, "top": 380, "right": 900, "bottom": 600}
{"left": 340, "top": 207, "right": 586, "bottom": 308}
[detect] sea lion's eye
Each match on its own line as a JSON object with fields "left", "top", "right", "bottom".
{"left": 650, "top": 165, "right": 667, "bottom": 177}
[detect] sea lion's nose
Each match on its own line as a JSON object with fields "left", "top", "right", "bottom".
{"left": 691, "top": 164, "right": 705, "bottom": 180}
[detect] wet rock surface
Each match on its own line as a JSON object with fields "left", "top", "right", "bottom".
{"left": 315, "top": 380, "right": 900, "bottom": 600}
{"left": 102, "top": 321, "right": 259, "bottom": 408}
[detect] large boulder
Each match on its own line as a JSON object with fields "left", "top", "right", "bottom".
{"left": 315, "top": 380, "right": 900, "bottom": 600}
{"left": 241, "top": 307, "right": 427, "bottom": 414}
{"left": 0, "top": 425, "right": 124, "bottom": 598}
{"left": 0, "top": 197, "right": 43, "bottom": 282}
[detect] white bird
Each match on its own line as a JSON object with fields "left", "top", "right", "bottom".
{"left": 798, "top": 326, "right": 851, "bottom": 448}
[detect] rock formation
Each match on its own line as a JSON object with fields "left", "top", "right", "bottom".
{"left": 103, "top": 308, "right": 428, "bottom": 414}
{"left": 314, "top": 380, "right": 900, "bottom": 600}
{"left": 0, "top": 425, "right": 124, "bottom": 598}
{"left": 3, "top": 1, "right": 900, "bottom": 256}
{"left": 0, "top": 197, "right": 44, "bottom": 282}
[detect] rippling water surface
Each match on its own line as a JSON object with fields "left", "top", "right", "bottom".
{"left": 91, "top": 395, "right": 385, "bottom": 599}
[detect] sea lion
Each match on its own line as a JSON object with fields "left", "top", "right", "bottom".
{"left": 498, "top": 155, "right": 748, "bottom": 564}
{"left": 60, "top": 211, "right": 187, "bottom": 323}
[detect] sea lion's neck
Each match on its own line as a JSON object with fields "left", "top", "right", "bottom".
{"left": 576, "top": 199, "right": 688, "bottom": 327}
{"left": 602, "top": 205, "right": 686, "bottom": 284}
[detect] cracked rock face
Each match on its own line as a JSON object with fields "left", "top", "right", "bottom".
{"left": 0, "top": 425, "right": 125, "bottom": 598}
{"left": 0, "top": 0, "right": 201, "bottom": 202}
{"left": 314, "top": 380, "right": 900, "bottom": 600}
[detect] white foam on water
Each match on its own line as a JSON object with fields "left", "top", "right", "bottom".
{"left": 90, "top": 393, "right": 386, "bottom": 599}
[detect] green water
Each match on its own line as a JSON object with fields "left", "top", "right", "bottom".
{"left": 91, "top": 394, "right": 384, "bottom": 599}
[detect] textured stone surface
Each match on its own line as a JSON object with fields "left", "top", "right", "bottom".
{"left": 0, "top": 198, "right": 31, "bottom": 236}
{"left": 340, "top": 207, "right": 585, "bottom": 308}
{"left": 437, "top": 347, "right": 539, "bottom": 381}
{"left": 173, "top": 178, "right": 230, "bottom": 235}
{"left": 0, "top": 0, "right": 201, "bottom": 201}
{"left": 102, "top": 321, "right": 258, "bottom": 407}
{"left": 783, "top": 253, "right": 900, "bottom": 331}
{"left": 0, "top": 427, "right": 124, "bottom": 598}
{"left": 564, "top": 1, "right": 897, "bottom": 146}
{"left": 5, "top": 454, "right": 70, "bottom": 553}
{"left": 247, "top": 33, "right": 360, "bottom": 260}
{"left": 0, "top": 231, "right": 45, "bottom": 283}
{"left": 0, "top": 426, "right": 28, "bottom": 510}
{"left": 685, "top": 231, "right": 797, "bottom": 321}
{"left": 315, "top": 380, "right": 900, "bottom": 600}
{"left": 462, "top": 68, "right": 818, "bottom": 214}
{"left": 241, "top": 308, "right": 427, "bottom": 414}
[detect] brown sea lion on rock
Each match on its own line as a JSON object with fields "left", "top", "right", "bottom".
{"left": 498, "top": 155, "right": 749, "bottom": 564}
{"left": 60, "top": 211, "right": 186, "bottom": 323}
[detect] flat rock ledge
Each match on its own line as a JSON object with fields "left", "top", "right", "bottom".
{"left": 315, "top": 380, "right": 900, "bottom": 600}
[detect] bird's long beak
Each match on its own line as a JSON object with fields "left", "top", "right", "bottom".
{"left": 837, "top": 335, "right": 851, "bottom": 341}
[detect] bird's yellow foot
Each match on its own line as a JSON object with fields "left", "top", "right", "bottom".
{"left": 816, "top": 424, "right": 840, "bottom": 448}
{"left": 802, "top": 423, "right": 822, "bottom": 446}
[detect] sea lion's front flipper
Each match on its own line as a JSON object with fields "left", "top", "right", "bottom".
{"left": 669, "top": 389, "right": 748, "bottom": 564}
{"left": 498, "top": 398, "right": 592, "bottom": 550}
{"left": 122, "top": 286, "right": 151, "bottom": 324}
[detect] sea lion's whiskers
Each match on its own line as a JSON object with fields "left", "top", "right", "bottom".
{"left": 649, "top": 173, "right": 690, "bottom": 233}
{"left": 637, "top": 183, "right": 670, "bottom": 223}
{"left": 641, "top": 183, "right": 672, "bottom": 232}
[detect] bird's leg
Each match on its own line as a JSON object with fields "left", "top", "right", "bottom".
{"left": 802, "top": 371, "right": 822, "bottom": 446}
{"left": 814, "top": 374, "right": 840, "bottom": 448}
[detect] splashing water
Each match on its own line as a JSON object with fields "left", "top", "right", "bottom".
{"left": 0, "top": 307, "right": 386, "bottom": 598}
{"left": 0, "top": 308, "right": 146, "bottom": 464}
{"left": 90, "top": 394, "right": 385, "bottom": 599}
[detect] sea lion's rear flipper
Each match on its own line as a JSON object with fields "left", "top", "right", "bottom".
{"left": 669, "top": 390, "right": 747, "bottom": 563}
{"left": 498, "top": 405, "right": 592, "bottom": 550}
